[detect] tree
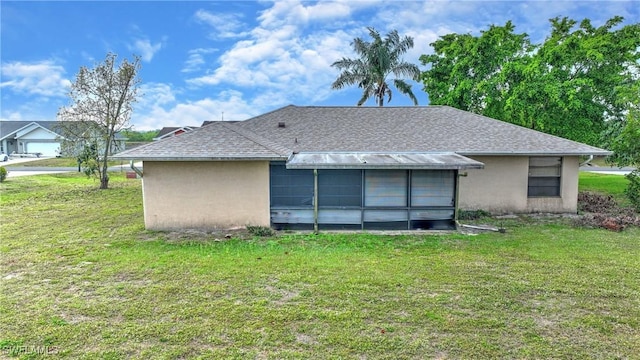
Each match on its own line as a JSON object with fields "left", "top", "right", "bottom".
{"left": 120, "top": 129, "right": 159, "bottom": 142}
{"left": 420, "top": 17, "right": 640, "bottom": 146}
{"left": 58, "top": 53, "right": 141, "bottom": 189}
{"left": 331, "top": 27, "right": 421, "bottom": 106}
{"left": 420, "top": 21, "right": 532, "bottom": 116}
{"left": 607, "top": 84, "right": 640, "bottom": 211}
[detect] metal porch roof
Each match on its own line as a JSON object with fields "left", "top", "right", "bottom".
{"left": 285, "top": 152, "right": 485, "bottom": 170}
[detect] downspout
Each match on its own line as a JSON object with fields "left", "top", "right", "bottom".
{"left": 130, "top": 160, "right": 143, "bottom": 178}
{"left": 454, "top": 171, "right": 468, "bottom": 229}
{"left": 579, "top": 155, "right": 594, "bottom": 167}
{"left": 313, "top": 168, "right": 319, "bottom": 234}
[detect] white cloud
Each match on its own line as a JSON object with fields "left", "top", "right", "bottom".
{"left": 131, "top": 90, "right": 261, "bottom": 130}
{"left": 0, "top": 111, "right": 24, "bottom": 121}
{"left": 257, "top": 0, "right": 353, "bottom": 28}
{"left": 0, "top": 60, "right": 71, "bottom": 97}
{"left": 182, "top": 48, "right": 218, "bottom": 73}
{"left": 194, "top": 9, "right": 249, "bottom": 39}
{"left": 186, "top": 1, "right": 359, "bottom": 105}
{"left": 128, "top": 38, "right": 163, "bottom": 62}
{"left": 138, "top": 82, "right": 177, "bottom": 109}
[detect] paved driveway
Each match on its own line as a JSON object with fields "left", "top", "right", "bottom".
{"left": 2, "top": 157, "right": 142, "bottom": 178}
{"left": 580, "top": 165, "right": 635, "bottom": 175}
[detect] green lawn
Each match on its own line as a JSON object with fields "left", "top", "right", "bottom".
{"left": 7, "top": 157, "right": 125, "bottom": 168}
{"left": 0, "top": 173, "right": 638, "bottom": 359}
{"left": 579, "top": 171, "right": 629, "bottom": 204}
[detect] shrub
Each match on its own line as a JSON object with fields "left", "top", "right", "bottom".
{"left": 246, "top": 225, "right": 275, "bottom": 237}
{"left": 624, "top": 170, "right": 640, "bottom": 212}
{"left": 0, "top": 166, "right": 7, "bottom": 182}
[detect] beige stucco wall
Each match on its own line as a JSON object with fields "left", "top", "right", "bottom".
{"left": 141, "top": 161, "right": 271, "bottom": 230}
{"left": 459, "top": 156, "right": 579, "bottom": 214}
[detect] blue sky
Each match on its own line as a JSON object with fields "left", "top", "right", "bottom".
{"left": 1, "top": 1, "right": 638, "bottom": 130}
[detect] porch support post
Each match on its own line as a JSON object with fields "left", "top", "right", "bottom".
{"left": 313, "top": 168, "right": 319, "bottom": 234}
{"left": 455, "top": 170, "right": 467, "bottom": 228}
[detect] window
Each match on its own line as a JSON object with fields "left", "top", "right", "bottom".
{"left": 528, "top": 157, "right": 562, "bottom": 197}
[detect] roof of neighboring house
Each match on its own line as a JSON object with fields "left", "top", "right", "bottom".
{"left": 202, "top": 120, "right": 239, "bottom": 126}
{"left": 113, "top": 105, "right": 612, "bottom": 160}
{"left": 0, "top": 121, "right": 128, "bottom": 140}
{"left": 0, "top": 121, "right": 63, "bottom": 140}
{"left": 115, "top": 122, "right": 289, "bottom": 160}
{"left": 155, "top": 126, "right": 197, "bottom": 140}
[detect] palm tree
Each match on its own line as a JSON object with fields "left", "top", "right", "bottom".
{"left": 331, "top": 27, "right": 421, "bottom": 106}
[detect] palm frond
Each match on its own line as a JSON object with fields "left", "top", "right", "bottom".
{"left": 393, "top": 79, "right": 419, "bottom": 105}
{"left": 331, "top": 27, "right": 420, "bottom": 106}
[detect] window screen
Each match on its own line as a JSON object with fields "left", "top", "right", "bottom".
{"left": 364, "top": 170, "right": 407, "bottom": 207}
{"left": 270, "top": 163, "right": 314, "bottom": 207}
{"left": 528, "top": 157, "right": 561, "bottom": 197}
{"left": 411, "top": 170, "right": 455, "bottom": 206}
{"left": 318, "top": 170, "right": 362, "bottom": 207}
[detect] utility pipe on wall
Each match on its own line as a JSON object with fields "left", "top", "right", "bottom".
{"left": 130, "top": 160, "right": 143, "bottom": 178}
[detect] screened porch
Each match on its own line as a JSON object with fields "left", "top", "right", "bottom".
{"left": 269, "top": 152, "right": 484, "bottom": 231}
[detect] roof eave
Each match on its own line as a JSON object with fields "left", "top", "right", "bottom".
{"left": 459, "top": 150, "right": 613, "bottom": 156}
{"left": 286, "top": 163, "right": 484, "bottom": 170}
{"left": 111, "top": 155, "right": 288, "bottom": 162}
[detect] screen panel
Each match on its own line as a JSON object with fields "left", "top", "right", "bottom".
{"left": 364, "top": 170, "right": 407, "bottom": 207}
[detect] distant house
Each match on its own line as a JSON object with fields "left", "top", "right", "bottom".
{"left": 202, "top": 120, "right": 238, "bottom": 127}
{"left": 0, "top": 121, "right": 127, "bottom": 157}
{"left": 154, "top": 126, "right": 197, "bottom": 141}
{"left": 114, "top": 105, "right": 611, "bottom": 231}
{"left": 0, "top": 121, "right": 63, "bottom": 156}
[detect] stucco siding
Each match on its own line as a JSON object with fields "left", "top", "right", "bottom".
{"left": 459, "top": 156, "right": 579, "bottom": 214}
{"left": 142, "top": 161, "right": 270, "bottom": 230}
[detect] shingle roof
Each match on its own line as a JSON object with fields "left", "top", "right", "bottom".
{"left": 155, "top": 126, "right": 197, "bottom": 138}
{"left": 113, "top": 121, "right": 290, "bottom": 160}
{"left": 237, "top": 105, "right": 611, "bottom": 156}
{"left": 0, "top": 121, "right": 127, "bottom": 140}
{"left": 0, "top": 121, "right": 62, "bottom": 139}
{"left": 114, "top": 105, "right": 611, "bottom": 160}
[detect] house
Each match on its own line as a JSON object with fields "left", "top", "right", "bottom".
{"left": 202, "top": 120, "right": 238, "bottom": 126}
{"left": 0, "top": 121, "right": 127, "bottom": 157}
{"left": 154, "top": 126, "right": 197, "bottom": 140}
{"left": 0, "top": 121, "right": 63, "bottom": 156}
{"left": 113, "top": 105, "right": 611, "bottom": 231}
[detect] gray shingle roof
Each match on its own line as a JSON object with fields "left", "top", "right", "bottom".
{"left": 237, "top": 105, "right": 611, "bottom": 156}
{"left": 114, "top": 105, "right": 611, "bottom": 160}
{"left": 0, "top": 121, "right": 128, "bottom": 140}
{"left": 0, "top": 121, "right": 62, "bottom": 139}
{"left": 113, "top": 121, "right": 290, "bottom": 160}
{"left": 155, "top": 126, "right": 197, "bottom": 138}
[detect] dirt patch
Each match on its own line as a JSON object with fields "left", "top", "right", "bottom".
{"left": 137, "top": 228, "right": 257, "bottom": 243}
{"left": 574, "top": 191, "right": 640, "bottom": 231}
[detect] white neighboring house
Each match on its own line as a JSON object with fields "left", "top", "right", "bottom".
{"left": 0, "top": 121, "right": 62, "bottom": 157}
{"left": 0, "top": 121, "right": 127, "bottom": 157}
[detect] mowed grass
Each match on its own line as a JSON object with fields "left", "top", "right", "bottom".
{"left": 7, "top": 157, "right": 124, "bottom": 168}
{"left": 579, "top": 172, "right": 630, "bottom": 204}
{"left": 1, "top": 173, "right": 639, "bottom": 359}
